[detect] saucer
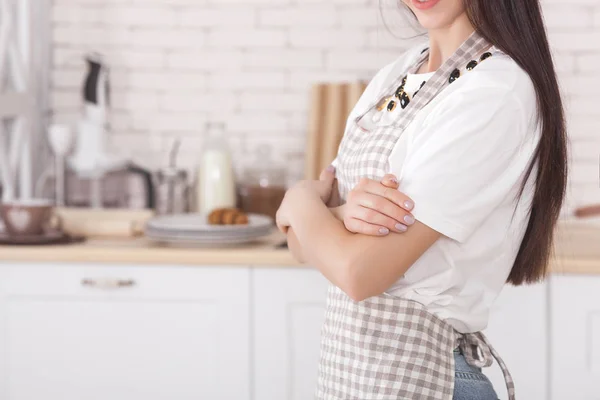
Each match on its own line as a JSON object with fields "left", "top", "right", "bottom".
{"left": 0, "top": 231, "right": 84, "bottom": 246}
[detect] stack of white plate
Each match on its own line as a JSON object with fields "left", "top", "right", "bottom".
{"left": 145, "top": 213, "right": 273, "bottom": 245}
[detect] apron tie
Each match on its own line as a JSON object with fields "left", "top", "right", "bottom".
{"left": 458, "top": 332, "right": 516, "bottom": 400}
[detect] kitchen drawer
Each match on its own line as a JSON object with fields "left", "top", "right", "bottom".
{"left": 0, "top": 262, "right": 245, "bottom": 299}
{"left": 0, "top": 262, "right": 251, "bottom": 400}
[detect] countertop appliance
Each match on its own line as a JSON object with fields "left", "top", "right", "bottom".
{"left": 63, "top": 165, "right": 154, "bottom": 209}
{"left": 68, "top": 53, "right": 127, "bottom": 208}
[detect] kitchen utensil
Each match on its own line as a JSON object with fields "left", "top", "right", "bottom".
{"left": 47, "top": 124, "right": 73, "bottom": 206}
{"left": 304, "top": 81, "right": 368, "bottom": 179}
{"left": 195, "top": 122, "right": 236, "bottom": 214}
{"left": 0, "top": 198, "right": 59, "bottom": 236}
{"left": 145, "top": 213, "right": 273, "bottom": 246}
{"left": 56, "top": 207, "right": 153, "bottom": 238}
{"left": 239, "top": 144, "right": 286, "bottom": 220}
{"left": 155, "top": 139, "right": 189, "bottom": 215}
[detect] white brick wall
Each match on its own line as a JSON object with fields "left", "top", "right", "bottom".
{"left": 50, "top": 0, "right": 600, "bottom": 212}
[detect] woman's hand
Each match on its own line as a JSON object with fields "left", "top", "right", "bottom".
{"left": 334, "top": 174, "right": 416, "bottom": 236}
{"left": 276, "top": 166, "right": 337, "bottom": 234}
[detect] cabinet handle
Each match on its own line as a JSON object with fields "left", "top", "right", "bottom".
{"left": 81, "top": 278, "right": 135, "bottom": 289}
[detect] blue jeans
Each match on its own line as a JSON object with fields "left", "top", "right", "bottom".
{"left": 453, "top": 350, "right": 498, "bottom": 400}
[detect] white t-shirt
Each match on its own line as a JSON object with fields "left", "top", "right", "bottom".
{"left": 337, "top": 43, "right": 540, "bottom": 333}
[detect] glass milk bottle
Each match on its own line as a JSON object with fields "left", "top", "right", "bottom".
{"left": 195, "top": 122, "right": 236, "bottom": 214}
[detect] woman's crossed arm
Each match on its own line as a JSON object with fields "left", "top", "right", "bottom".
{"left": 277, "top": 169, "right": 441, "bottom": 302}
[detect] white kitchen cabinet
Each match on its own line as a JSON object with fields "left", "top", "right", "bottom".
{"left": 550, "top": 274, "right": 600, "bottom": 400}
{"left": 484, "top": 282, "right": 548, "bottom": 400}
{"left": 0, "top": 263, "right": 251, "bottom": 400}
{"left": 252, "top": 268, "right": 329, "bottom": 400}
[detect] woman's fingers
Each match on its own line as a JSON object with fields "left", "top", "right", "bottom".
{"left": 344, "top": 176, "right": 416, "bottom": 236}
{"left": 275, "top": 208, "right": 289, "bottom": 234}
{"left": 319, "top": 165, "right": 336, "bottom": 186}
{"left": 381, "top": 174, "right": 400, "bottom": 189}
{"left": 349, "top": 191, "right": 413, "bottom": 226}
{"left": 315, "top": 166, "right": 337, "bottom": 204}
{"left": 344, "top": 217, "right": 393, "bottom": 236}
{"left": 352, "top": 204, "right": 409, "bottom": 233}
{"left": 326, "top": 179, "right": 341, "bottom": 208}
{"left": 357, "top": 178, "right": 414, "bottom": 211}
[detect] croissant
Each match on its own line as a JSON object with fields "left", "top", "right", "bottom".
{"left": 208, "top": 208, "right": 249, "bottom": 225}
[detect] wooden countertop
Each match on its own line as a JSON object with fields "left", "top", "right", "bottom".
{"left": 0, "top": 232, "right": 300, "bottom": 267}
{"left": 0, "top": 220, "right": 598, "bottom": 273}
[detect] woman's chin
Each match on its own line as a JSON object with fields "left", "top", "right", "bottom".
{"left": 406, "top": 0, "right": 468, "bottom": 31}
{"left": 414, "top": 15, "right": 452, "bottom": 31}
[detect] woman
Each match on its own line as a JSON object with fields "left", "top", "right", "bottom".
{"left": 276, "top": 0, "right": 567, "bottom": 399}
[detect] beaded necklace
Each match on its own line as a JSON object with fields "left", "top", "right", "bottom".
{"left": 377, "top": 51, "right": 493, "bottom": 113}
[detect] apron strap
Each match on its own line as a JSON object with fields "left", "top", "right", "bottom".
{"left": 353, "top": 30, "right": 491, "bottom": 139}
{"left": 458, "top": 332, "right": 516, "bottom": 400}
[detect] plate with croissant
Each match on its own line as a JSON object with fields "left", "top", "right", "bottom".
{"left": 144, "top": 208, "right": 273, "bottom": 245}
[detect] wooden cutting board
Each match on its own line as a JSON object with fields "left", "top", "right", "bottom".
{"left": 56, "top": 208, "right": 154, "bottom": 238}
{"left": 319, "top": 83, "right": 346, "bottom": 175}
{"left": 305, "top": 84, "right": 327, "bottom": 181}
{"left": 305, "top": 81, "right": 367, "bottom": 180}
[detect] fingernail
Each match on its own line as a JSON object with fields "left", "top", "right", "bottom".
{"left": 404, "top": 200, "right": 414, "bottom": 210}
{"left": 379, "top": 227, "right": 389, "bottom": 235}
{"left": 395, "top": 223, "right": 408, "bottom": 232}
{"left": 390, "top": 177, "right": 399, "bottom": 185}
{"left": 404, "top": 215, "right": 415, "bottom": 225}
{"left": 326, "top": 165, "right": 336, "bottom": 173}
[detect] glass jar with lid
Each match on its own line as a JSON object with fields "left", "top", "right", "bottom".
{"left": 155, "top": 167, "right": 189, "bottom": 215}
{"left": 238, "top": 144, "right": 287, "bottom": 220}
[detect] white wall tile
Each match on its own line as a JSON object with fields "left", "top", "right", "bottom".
{"left": 49, "top": 0, "right": 600, "bottom": 212}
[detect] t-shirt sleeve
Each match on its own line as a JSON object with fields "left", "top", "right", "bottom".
{"left": 395, "top": 85, "right": 534, "bottom": 243}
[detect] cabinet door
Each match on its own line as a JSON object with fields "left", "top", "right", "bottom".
{"left": 252, "top": 268, "right": 329, "bottom": 400}
{"left": 550, "top": 275, "right": 600, "bottom": 400}
{"left": 484, "top": 282, "right": 548, "bottom": 400}
{"left": 0, "top": 263, "right": 250, "bottom": 400}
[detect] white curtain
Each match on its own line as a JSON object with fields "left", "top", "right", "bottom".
{"left": 0, "top": 0, "right": 49, "bottom": 201}
{"left": 32, "top": 0, "right": 52, "bottom": 194}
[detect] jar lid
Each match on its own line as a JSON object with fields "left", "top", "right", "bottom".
{"left": 244, "top": 167, "right": 286, "bottom": 187}
{"left": 243, "top": 144, "right": 286, "bottom": 187}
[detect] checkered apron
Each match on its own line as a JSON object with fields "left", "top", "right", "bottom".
{"left": 316, "top": 32, "right": 516, "bottom": 400}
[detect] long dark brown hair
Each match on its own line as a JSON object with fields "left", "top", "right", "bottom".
{"left": 401, "top": 1, "right": 569, "bottom": 285}
{"left": 467, "top": 1, "right": 568, "bottom": 285}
